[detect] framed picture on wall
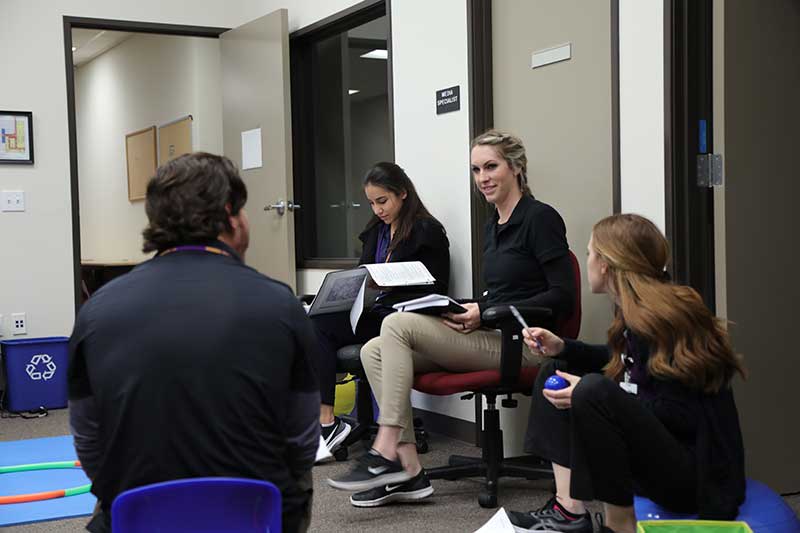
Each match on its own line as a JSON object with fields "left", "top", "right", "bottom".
{"left": 0, "top": 111, "right": 34, "bottom": 164}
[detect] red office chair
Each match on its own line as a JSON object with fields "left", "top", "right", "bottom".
{"left": 414, "top": 251, "right": 582, "bottom": 508}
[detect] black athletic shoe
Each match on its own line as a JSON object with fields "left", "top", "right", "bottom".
{"left": 350, "top": 469, "right": 434, "bottom": 507}
{"left": 507, "top": 496, "right": 593, "bottom": 533}
{"left": 321, "top": 417, "right": 352, "bottom": 453}
{"left": 326, "top": 449, "right": 412, "bottom": 491}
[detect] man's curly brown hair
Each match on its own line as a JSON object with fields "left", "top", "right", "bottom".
{"left": 142, "top": 152, "right": 247, "bottom": 253}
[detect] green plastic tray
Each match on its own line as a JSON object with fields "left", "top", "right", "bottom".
{"left": 637, "top": 520, "right": 753, "bottom": 533}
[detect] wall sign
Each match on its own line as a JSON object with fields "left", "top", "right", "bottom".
{"left": 436, "top": 86, "right": 460, "bottom": 115}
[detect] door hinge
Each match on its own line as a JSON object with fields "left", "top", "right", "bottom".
{"left": 697, "top": 154, "right": 723, "bottom": 187}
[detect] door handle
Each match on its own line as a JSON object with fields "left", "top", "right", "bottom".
{"left": 264, "top": 200, "right": 301, "bottom": 216}
{"left": 265, "top": 200, "right": 286, "bottom": 215}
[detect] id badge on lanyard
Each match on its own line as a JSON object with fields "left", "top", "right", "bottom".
{"left": 620, "top": 352, "right": 638, "bottom": 395}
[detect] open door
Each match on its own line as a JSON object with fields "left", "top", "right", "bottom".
{"left": 221, "top": 9, "right": 297, "bottom": 291}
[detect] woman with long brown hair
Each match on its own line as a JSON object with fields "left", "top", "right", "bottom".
{"left": 507, "top": 214, "right": 746, "bottom": 533}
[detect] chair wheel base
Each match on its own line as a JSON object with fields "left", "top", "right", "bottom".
{"left": 478, "top": 492, "right": 497, "bottom": 508}
{"left": 333, "top": 447, "right": 349, "bottom": 461}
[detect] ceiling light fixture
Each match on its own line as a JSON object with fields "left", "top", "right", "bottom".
{"left": 359, "top": 49, "right": 388, "bottom": 60}
{"left": 348, "top": 89, "right": 360, "bottom": 95}
{"left": 72, "top": 46, "right": 77, "bottom": 52}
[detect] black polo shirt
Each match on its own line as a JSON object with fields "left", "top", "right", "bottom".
{"left": 68, "top": 241, "right": 319, "bottom": 525}
{"left": 480, "top": 194, "right": 573, "bottom": 318}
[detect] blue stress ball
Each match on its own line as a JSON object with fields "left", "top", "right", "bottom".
{"left": 544, "top": 375, "right": 569, "bottom": 390}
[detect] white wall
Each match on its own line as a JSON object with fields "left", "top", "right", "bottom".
{"left": 76, "top": 34, "right": 222, "bottom": 263}
{"left": 392, "top": 0, "right": 474, "bottom": 420}
{"left": 0, "top": 0, "right": 363, "bottom": 338}
{"left": 619, "top": 0, "right": 666, "bottom": 231}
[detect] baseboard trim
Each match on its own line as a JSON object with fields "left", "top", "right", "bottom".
{"left": 413, "top": 407, "right": 477, "bottom": 445}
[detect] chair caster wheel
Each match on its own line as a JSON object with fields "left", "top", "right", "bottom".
{"left": 478, "top": 492, "right": 497, "bottom": 508}
{"left": 416, "top": 440, "right": 429, "bottom": 454}
{"left": 333, "top": 447, "right": 349, "bottom": 461}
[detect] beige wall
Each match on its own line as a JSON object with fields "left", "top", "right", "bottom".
{"left": 76, "top": 33, "right": 223, "bottom": 264}
{"left": 491, "top": 0, "right": 615, "bottom": 454}
{"left": 492, "top": 0, "right": 615, "bottom": 345}
{"left": 721, "top": 0, "right": 800, "bottom": 492}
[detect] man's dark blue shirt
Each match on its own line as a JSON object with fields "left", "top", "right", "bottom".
{"left": 68, "top": 241, "right": 319, "bottom": 530}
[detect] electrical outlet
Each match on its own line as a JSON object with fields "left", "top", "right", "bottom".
{"left": 12, "top": 312, "right": 26, "bottom": 335}
{"left": 1, "top": 191, "right": 25, "bottom": 212}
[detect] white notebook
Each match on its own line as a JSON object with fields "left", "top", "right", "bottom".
{"left": 392, "top": 294, "right": 467, "bottom": 314}
{"left": 361, "top": 261, "right": 435, "bottom": 287}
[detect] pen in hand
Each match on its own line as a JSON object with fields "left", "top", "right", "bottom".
{"left": 509, "top": 305, "right": 544, "bottom": 352}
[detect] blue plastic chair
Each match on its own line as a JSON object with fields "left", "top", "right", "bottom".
{"left": 111, "top": 477, "right": 282, "bottom": 533}
{"left": 634, "top": 479, "right": 800, "bottom": 533}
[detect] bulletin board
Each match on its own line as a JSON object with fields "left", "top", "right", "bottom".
{"left": 158, "top": 115, "right": 193, "bottom": 166}
{"left": 125, "top": 126, "right": 157, "bottom": 202}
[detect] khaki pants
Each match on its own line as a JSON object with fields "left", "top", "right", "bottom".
{"left": 360, "top": 312, "right": 538, "bottom": 444}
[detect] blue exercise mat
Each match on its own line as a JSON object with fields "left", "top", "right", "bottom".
{"left": 0, "top": 435, "right": 95, "bottom": 527}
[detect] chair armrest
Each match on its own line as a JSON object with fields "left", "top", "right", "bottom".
{"left": 480, "top": 305, "right": 552, "bottom": 386}
{"left": 481, "top": 305, "right": 552, "bottom": 328}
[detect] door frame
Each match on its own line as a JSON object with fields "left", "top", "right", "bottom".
{"left": 63, "top": 17, "right": 229, "bottom": 314}
{"left": 663, "top": 0, "right": 716, "bottom": 310}
{"left": 289, "top": 0, "right": 394, "bottom": 270}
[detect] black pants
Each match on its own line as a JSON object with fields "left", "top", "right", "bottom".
{"left": 311, "top": 308, "right": 387, "bottom": 406}
{"left": 524, "top": 358, "right": 697, "bottom": 511}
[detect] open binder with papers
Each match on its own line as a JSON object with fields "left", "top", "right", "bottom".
{"left": 305, "top": 261, "right": 437, "bottom": 332}
{"left": 392, "top": 294, "right": 467, "bottom": 315}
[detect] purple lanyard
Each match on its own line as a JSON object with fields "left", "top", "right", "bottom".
{"left": 158, "top": 245, "right": 231, "bottom": 258}
{"left": 375, "top": 224, "right": 391, "bottom": 263}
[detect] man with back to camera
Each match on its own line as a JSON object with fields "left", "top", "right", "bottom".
{"left": 68, "top": 152, "right": 320, "bottom": 532}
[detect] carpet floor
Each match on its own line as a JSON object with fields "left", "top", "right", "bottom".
{"left": 2, "top": 408, "right": 798, "bottom": 532}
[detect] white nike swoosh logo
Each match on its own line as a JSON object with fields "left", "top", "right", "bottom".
{"left": 384, "top": 483, "right": 406, "bottom": 492}
{"left": 368, "top": 466, "right": 389, "bottom": 475}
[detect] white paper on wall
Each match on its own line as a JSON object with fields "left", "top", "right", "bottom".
{"left": 241, "top": 128, "right": 262, "bottom": 170}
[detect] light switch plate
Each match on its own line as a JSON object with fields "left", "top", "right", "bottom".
{"left": 2, "top": 190, "right": 25, "bottom": 212}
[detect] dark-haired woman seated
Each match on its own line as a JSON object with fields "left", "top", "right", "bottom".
{"left": 507, "top": 214, "right": 746, "bottom": 533}
{"left": 312, "top": 162, "right": 450, "bottom": 455}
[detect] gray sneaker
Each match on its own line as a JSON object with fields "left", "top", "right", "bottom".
{"left": 350, "top": 469, "right": 434, "bottom": 507}
{"left": 326, "top": 449, "right": 412, "bottom": 492}
{"left": 507, "top": 496, "right": 593, "bottom": 533}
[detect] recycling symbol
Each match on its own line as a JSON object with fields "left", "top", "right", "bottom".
{"left": 26, "top": 353, "right": 57, "bottom": 381}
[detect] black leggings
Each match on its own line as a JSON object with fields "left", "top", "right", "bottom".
{"left": 311, "top": 310, "right": 384, "bottom": 406}
{"left": 524, "top": 358, "right": 697, "bottom": 511}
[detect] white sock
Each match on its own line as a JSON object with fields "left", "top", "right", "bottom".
{"left": 321, "top": 419, "right": 336, "bottom": 428}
